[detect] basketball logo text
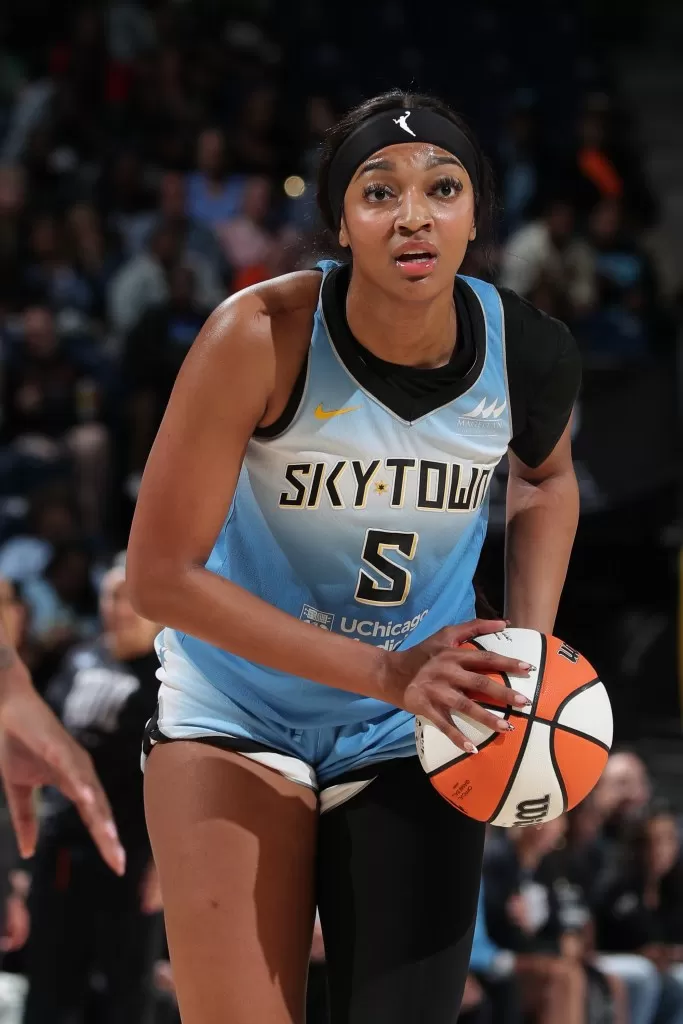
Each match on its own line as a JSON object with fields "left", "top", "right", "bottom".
{"left": 514, "top": 795, "right": 550, "bottom": 826}
{"left": 557, "top": 642, "right": 580, "bottom": 664}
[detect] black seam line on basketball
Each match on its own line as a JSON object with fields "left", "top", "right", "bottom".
{"left": 554, "top": 677, "right": 601, "bottom": 719}
{"left": 549, "top": 722, "right": 611, "bottom": 755}
{"left": 488, "top": 633, "right": 547, "bottom": 823}
{"left": 471, "top": 706, "right": 611, "bottom": 753}
{"left": 549, "top": 724, "right": 569, "bottom": 814}
{"left": 425, "top": 729, "right": 501, "bottom": 776}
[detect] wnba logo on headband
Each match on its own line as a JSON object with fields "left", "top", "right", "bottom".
{"left": 393, "top": 111, "right": 416, "bottom": 137}
{"left": 327, "top": 106, "right": 481, "bottom": 229}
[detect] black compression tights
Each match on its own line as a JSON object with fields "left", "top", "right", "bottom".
{"left": 316, "top": 757, "right": 485, "bottom": 1024}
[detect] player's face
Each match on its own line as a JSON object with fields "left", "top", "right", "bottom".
{"left": 339, "top": 143, "right": 476, "bottom": 301}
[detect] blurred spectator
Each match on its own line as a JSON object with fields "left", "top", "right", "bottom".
{"left": 107, "top": 221, "right": 222, "bottom": 338}
{"left": 217, "top": 174, "right": 291, "bottom": 288}
{"left": 544, "top": 799, "right": 661, "bottom": 1024}
{"left": 595, "top": 805, "right": 683, "bottom": 1023}
{"left": 22, "top": 561, "right": 160, "bottom": 1024}
{"left": 0, "top": 164, "right": 26, "bottom": 310}
{"left": 497, "top": 102, "right": 547, "bottom": 237}
{"left": 186, "top": 127, "right": 247, "bottom": 233}
{"left": 484, "top": 819, "right": 624, "bottom": 1024}
{"left": 499, "top": 197, "right": 595, "bottom": 313}
{"left": 142, "top": 171, "right": 227, "bottom": 279}
{"left": 21, "top": 542, "right": 97, "bottom": 670}
{"left": 574, "top": 107, "right": 625, "bottom": 209}
{"left": 65, "top": 202, "right": 122, "bottom": 319}
{"left": 575, "top": 198, "right": 660, "bottom": 365}
{"left": 593, "top": 752, "right": 652, "bottom": 845}
{"left": 570, "top": 101, "right": 656, "bottom": 228}
{"left": 0, "top": 489, "right": 78, "bottom": 585}
{"left": 21, "top": 214, "right": 97, "bottom": 325}
{"left": 122, "top": 264, "right": 210, "bottom": 479}
{"left": 97, "top": 150, "right": 157, "bottom": 257}
{"left": 0, "top": 306, "right": 110, "bottom": 537}
{"left": 234, "top": 85, "right": 281, "bottom": 173}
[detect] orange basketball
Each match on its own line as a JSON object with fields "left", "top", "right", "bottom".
{"left": 415, "top": 628, "right": 613, "bottom": 827}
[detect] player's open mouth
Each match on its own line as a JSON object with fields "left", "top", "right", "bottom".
{"left": 393, "top": 245, "right": 439, "bottom": 277}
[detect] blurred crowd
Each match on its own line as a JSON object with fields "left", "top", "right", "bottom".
{"left": 0, "top": 0, "right": 680, "bottom": 1021}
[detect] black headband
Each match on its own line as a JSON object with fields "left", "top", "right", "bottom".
{"left": 327, "top": 107, "right": 481, "bottom": 229}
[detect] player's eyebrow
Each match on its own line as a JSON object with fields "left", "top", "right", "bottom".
{"left": 357, "top": 154, "right": 466, "bottom": 177}
{"left": 357, "top": 158, "right": 394, "bottom": 176}
{"left": 423, "top": 154, "right": 465, "bottom": 172}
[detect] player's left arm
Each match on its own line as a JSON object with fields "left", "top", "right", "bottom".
{"left": 505, "top": 422, "right": 579, "bottom": 633}
{"left": 500, "top": 289, "right": 582, "bottom": 634}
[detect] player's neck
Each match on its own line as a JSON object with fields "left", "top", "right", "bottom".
{"left": 345, "top": 273, "right": 457, "bottom": 369}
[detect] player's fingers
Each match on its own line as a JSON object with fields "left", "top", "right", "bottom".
{"left": 424, "top": 704, "right": 479, "bottom": 754}
{"left": 436, "top": 685, "right": 514, "bottom": 734}
{"left": 431, "top": 651, "right": 531, "bottom": 705}
{"left": 458, "top": 649, "right": 534, "bottom": 677}
{"left": 4, "top": 783, "right": 38, "bottom": 859}
{"left": 52, "top": 753, "right": 126, "bottom": 876}
{"left": 431, "top": 619, "right": 508, "bottom": 648}
{"left": 457, "top": 669, "right": 532, "bottom": 708}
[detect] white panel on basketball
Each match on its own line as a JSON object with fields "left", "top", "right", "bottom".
{"left": 491, "top": 721, "right": 565, "bottom": 827}
{"left": 557, "top": 683, "right": 613, "bottom": 747}
{"left": 416, "top": 710, "right": 503, "bottom": 773}
{"left": 473, "top": 628, "right": 543, "bottom": 713}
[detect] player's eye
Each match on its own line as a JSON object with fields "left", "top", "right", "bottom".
{"left": 429, "top": 175, "right": 463, "bottom": 199}
{"left": 362, "top": 182, "right": 395, "bottom": 202}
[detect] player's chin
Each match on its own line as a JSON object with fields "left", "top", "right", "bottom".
{"left": 388, "top": 259, "right": 456, "bottom": 299}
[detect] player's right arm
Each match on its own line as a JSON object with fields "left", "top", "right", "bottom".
{"left": 127, "top": 278, "right": 530, "bottom": 748}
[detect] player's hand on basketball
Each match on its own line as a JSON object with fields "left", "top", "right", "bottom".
{"left": 383, "top": 618, "right": 532, "bottom": 751}
{"left": 0, "top": 682, "right": 126, "bottom": 876}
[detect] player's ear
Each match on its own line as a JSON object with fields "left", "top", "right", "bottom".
{"left": 339, "top": 216, "right": 350, "bottom": 248}
{"left": 469, "top": 220, "right": 477, "bottom": 242}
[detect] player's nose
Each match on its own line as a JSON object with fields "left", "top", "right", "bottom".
{"left": 395, "top": 187, "right": 433, "bottom": 235}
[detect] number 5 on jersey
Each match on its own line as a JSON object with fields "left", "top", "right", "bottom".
{"left": 355, "top": 529, "right": 418, "bottom": 606}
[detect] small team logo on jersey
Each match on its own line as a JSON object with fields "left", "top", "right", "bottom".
{"left": 314, "top": 403, "right": 359, "bottom": 421}
{"left": 462, "top": 397, "right": 507, "bottom": 420}
{"left": 393, "top": 110, "right": 416, "bottom": 137}
{"left": 300, "top": 604, "right": 335, "bottom": 630}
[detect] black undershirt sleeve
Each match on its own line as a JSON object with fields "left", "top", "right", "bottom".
{"left": 500, "top": 288, "right": 582, "bottom": 469}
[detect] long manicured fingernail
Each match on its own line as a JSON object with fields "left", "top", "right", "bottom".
{"left": 104, "top": 821, "right": 119, "bottom": 841}
{"left": 514, "top": 694, "right": 532, "bottom": 706}
{"left": 114, "top": 846, "right": 126, "bottom": 876}
{"left": 519, "top": 662, "right": 534, "bottom": 671}
{"left": 464, "top": 741, "right": 478, "bottom": 754}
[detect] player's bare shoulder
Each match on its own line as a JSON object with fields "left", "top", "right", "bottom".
{"left": 198, "top": 270, "right": 320, "bottom": 361}
{"left": 188, "top": 270, "right": 321, "bottom": 428}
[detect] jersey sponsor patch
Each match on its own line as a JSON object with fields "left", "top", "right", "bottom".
{"left": 300, "top": 604, "right": 335, "bottom": 630}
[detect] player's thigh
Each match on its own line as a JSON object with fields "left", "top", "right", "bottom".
{"left": 144, "top": 740, "right": 318, "bottom": 1024}
{"left": 317, "top": 756, "right": 485, "bottom": 1024}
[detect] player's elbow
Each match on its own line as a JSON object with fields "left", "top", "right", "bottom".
{"left": 126, "top": 552, "right": 179, "bottom": 622}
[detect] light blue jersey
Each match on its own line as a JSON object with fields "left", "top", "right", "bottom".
{"left": 162, "top": 262, "right": 512, "bottom": 737}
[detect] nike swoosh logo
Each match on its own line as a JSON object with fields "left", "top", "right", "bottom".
{"left": 314, "top": 403, "right": 360, "bottom": 421}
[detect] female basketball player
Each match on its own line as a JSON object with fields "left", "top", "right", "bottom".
{"left": 128, "top": 90, "right": 581, "bottom": 1024}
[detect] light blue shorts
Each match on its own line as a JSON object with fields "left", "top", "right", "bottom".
{"left": 142, "top": 629, "right": 417, "bottom": 808}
